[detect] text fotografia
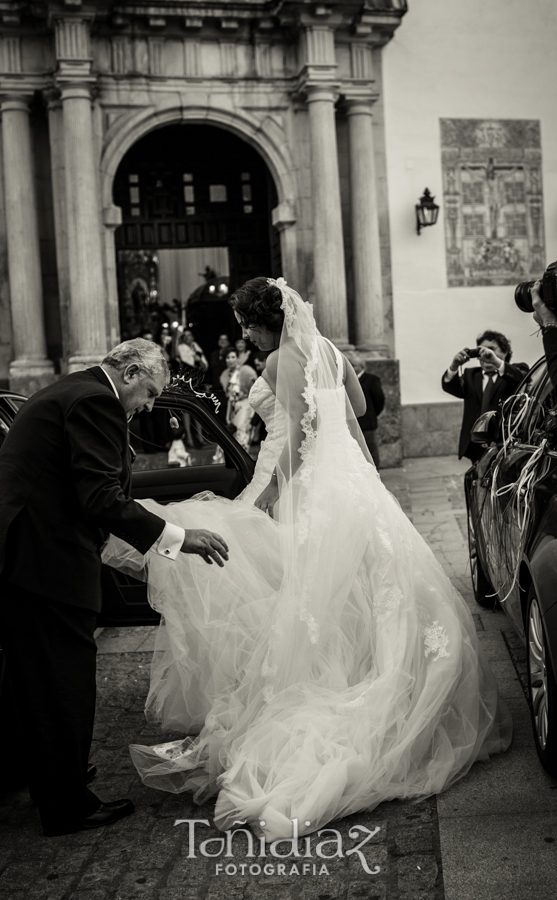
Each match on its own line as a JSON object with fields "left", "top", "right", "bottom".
{"left": 174, "top": 818, "right": 381, "bottom": 876}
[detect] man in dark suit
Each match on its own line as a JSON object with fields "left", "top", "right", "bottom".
{"left": 345, "top": 351, "right": 385, "bottom": 468}
{"left": 442, "top": 330, "right": 527, "bottom": 462}
{"left": 0, "top": 339, "right": 228, "bottom": 836}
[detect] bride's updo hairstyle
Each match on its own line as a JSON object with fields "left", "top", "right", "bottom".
{"left": 229, "top": 277, "right": 284, "bottom": 333}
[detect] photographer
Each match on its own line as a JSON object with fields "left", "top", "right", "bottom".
{"left": 442, "top": 331, "right": 527, "bottom": 462}
{"left": 532, "top": 281, "right": 557, "bottom": 389}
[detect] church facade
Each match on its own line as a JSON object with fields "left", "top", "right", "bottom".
{"left": 0, "top": 0, "right": 406, "bottom": 463}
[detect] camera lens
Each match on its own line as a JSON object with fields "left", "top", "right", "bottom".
{"left": 514, "top": 281, "right": 535, "bottom": 313}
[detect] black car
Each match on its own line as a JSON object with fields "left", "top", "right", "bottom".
{"left": 0, "top": 382, "right": 254, "bottom": 679}
{"left": 465, "top": 356, "right": 557, "bottom": 776}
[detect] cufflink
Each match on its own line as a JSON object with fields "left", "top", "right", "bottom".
{"left": 164, "top": 549, "right": 170, "bottom": 555}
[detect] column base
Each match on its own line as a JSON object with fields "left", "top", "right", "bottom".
{"left": 357, "top": 342, "right": 390, "bottom": 358}
{"left": 68, "top": 354, "right": 105, "bottom": 373}
{"left": 9, "top": 359, "right": 57, "bottom": 397}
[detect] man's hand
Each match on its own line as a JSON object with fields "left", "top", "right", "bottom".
{"left": 449, "top": 349, "right": 470, "bottom": 372}
{"left": 478, "top": 346, "right": 503, "bottom": 371}
{"left": 180, "top": 530, "right": 229, "bottom": 566}
{"left": 532, "top": 281, "right": 557, "bottom": 328}
{"left": 254, "top": 480, "right": 280, "bottom": 518}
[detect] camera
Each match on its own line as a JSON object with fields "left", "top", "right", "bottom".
{"left": 465, "top": 348, "right": 481, "bottom": 359}
{"left": 514, "top": 260, "right": 557, "bottom": 313}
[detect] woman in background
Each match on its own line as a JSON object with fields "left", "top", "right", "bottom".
{"left": 220, "top": 346, "right": 256, "bottom": 451}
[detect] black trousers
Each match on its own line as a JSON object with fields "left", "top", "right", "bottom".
{"left": 0, "top": 579, "right": 101, "bottom": 835}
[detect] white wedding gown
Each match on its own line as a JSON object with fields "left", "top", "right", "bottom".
{"left": 104, "top": 346, "right": 512, "bottom": 842}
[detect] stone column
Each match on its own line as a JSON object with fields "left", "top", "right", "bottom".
{"left": 59, "top": 83, "right": 107, "bottom": 371}
{"left": 306, "top": 85, "right": 350, "bottom": 348}
{"left": 272, "top": 199, "right": 299, "bottom": 289}
{"left": 1, "top": 96, "right": 55, "bottom": 392}
{"left": 345, "top": 97, "right": 388, "bottom": 356}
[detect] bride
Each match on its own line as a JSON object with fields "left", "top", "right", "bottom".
{"left": 103, "top": 276, "right": 512, "bottom": 841}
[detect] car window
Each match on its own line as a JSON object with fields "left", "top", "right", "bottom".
{"left": 129, "top": 402, "right": 239, "bottom": 472}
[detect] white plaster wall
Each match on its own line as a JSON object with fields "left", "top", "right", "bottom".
{"left": 382, "top": 0, "right": 557, "bottom": 404}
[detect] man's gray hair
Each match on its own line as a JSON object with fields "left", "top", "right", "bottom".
{"left": 102, "top": 339, "right": 169, "bottom": 380}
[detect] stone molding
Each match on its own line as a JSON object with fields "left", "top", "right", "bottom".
{"left": 100, "top": 101, "right": 298, "bottom": 212}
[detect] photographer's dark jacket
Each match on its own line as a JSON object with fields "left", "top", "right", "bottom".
{"left": 442, "top": 362, "right": 527, "bottom": 460}
{"left": 0, "top": 367, "right": 165, "bottom": 611}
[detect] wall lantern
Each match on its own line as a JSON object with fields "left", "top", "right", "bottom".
{"left": 415, "top": 188, "right": 439, "bottom": 235}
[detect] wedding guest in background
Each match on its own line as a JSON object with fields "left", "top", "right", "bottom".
{"left": 209, "top": 333, "right": 230, "bottom": 382}
{"left": 235, "top": 337, "right": 252, "bottom": 368}
{"left": 174, "top": 328, "right": 208, "bottom": 373}
{"left": 220, "top": 347, "right": 257, "bottom": 452}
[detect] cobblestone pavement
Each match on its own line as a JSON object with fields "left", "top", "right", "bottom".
{"left": 1, "top": 456, "right": 556, "bottom": 900}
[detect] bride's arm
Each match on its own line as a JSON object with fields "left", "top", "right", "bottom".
{"left": 342, "top": 356, "right": 367, "bottom": 417}
{"left": 254, "top": 346, "right": 307, "bottom": 515}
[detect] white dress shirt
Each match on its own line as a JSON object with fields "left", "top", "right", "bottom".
{"left": 444, "top": 361, "right": 505, "bottom": 385}
{"left": 100, "top": 367, "right": 185, "bottom": 560}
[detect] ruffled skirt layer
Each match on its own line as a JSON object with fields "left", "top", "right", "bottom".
{"left": 104, "top": 449, "right": 511, "bottom": 841}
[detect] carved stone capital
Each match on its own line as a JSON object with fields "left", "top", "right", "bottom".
{"left": 0, "top": 93, "right": 33, "bottom": 113}
{"left": 342, "top": 90, "right": 379, "bottom": 114}
{"left": 272, "top": 200, "right": 296, "bottom": 232}
{"left": 57, "top": 80, "right": 97, "bottom": 101}
{"left": 103, "top": 205, "right": 123, "bottom": 230}
{"left": 297, "top": 77, "right": 340, "bottom": 105}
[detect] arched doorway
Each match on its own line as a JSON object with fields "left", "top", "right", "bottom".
{"left": 112, "top": 123, "right": 281, "bottom": 352}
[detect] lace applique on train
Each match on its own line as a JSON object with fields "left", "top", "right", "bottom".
{"left": 418, "top": 605, "right": 451, "bottom": 662}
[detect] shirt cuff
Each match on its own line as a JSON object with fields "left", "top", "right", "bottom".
{"left": 444, "top": 367, "right": 457, "bottom": 382}
{"left": 498, "top": 360, "right": 505, "bottom": 375}
{"left": 151, "top": 522, "right": 185, "bottom": 560}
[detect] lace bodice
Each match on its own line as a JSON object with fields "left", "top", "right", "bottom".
{"left": 238, "top": 343, "right": 345, "bottom": 506}
{"left": 248, "top": 376, "right": 277, "bottom": 425}
{"left": 235, "top": 376, "right": 287, "bottom": 505}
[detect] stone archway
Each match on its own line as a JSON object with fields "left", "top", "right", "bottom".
{"left": 113, "top": 123, "right": 284, "bottom": 348}
{"left": 100, "top": 104, "right": 299, "bottom": 347}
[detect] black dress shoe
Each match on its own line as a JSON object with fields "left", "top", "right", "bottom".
{"left": 79, "top": 798, "right": 135, "bottom": 830}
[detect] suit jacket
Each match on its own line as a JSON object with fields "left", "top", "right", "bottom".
{"left": 441, "top": 363, "right": 526, "bottom": 459}
{"left": 0, "top": 367, "right": 166, "bottom": 612}
{"left": 357, "top": 372, "right": 385, "bottom": 432}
